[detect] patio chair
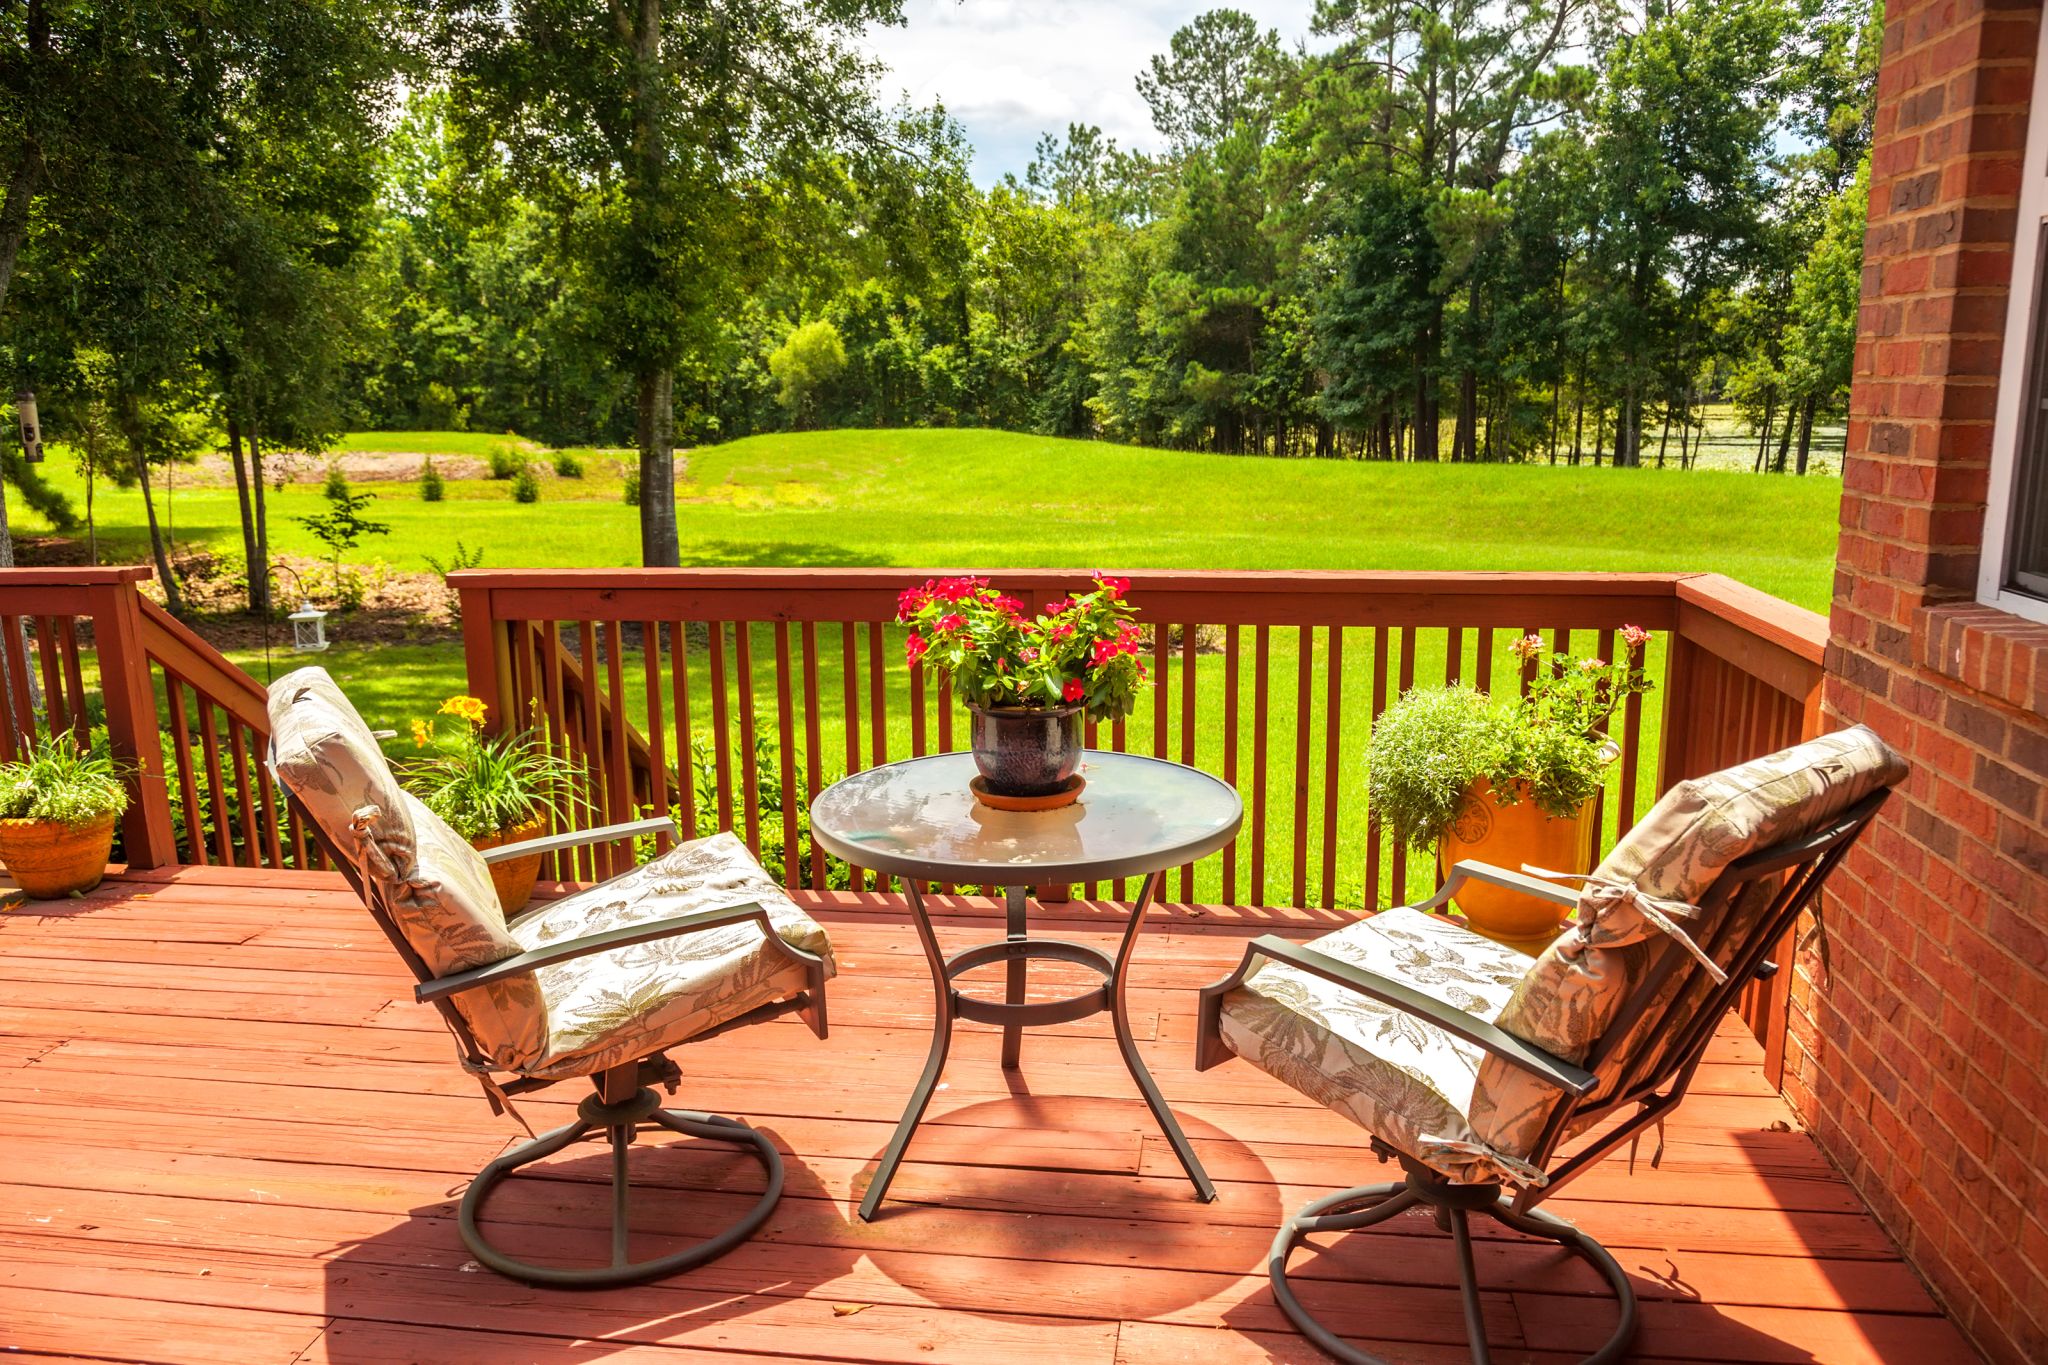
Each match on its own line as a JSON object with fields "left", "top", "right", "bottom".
{"left": 1194, "top": 724, "right": 1906, "bottom": 1364}
{"left": 264, "top": 665, "right": 833, "bottom": 1288}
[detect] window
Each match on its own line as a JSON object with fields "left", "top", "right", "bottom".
{"left": 1982, "top": 20, "right": 2048, "bottom": 624}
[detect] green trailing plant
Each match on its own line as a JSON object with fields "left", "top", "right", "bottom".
{"left": 552, "top": 450, "right": 584, "bottom": 478}
{"left": 0, "top": 732, "right": 129, "bottom": 827}
{"left": 399, "top": 694, "right": 585, "bottom": 840}
{"left": 1366, "top": 629, "right": 1655, "bottom": 852}
{"left": 420, "top": 456, "right": 445, "bottom": 502}
{"left": 487, "top": 448, "right": 525, "bottom": 480}
{"left": 511, "top": 465, "right": 540, "bottom": 503}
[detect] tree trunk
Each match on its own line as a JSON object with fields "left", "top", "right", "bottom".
{"left": 1773, "top": 401, "right": 1796, "bottom": 473}
{"left": 228, "top": 418, "right": 266, "bottom": 613}
{"left": 1753, "top": 389, "right": 1776, "bottom": 472}
{"left": 1454, "top": 368, "right": 1478, "bottom": 462}
{"left": 1655, "top": 405, "right": 1672, "bottom": 469}
{"left": 1570, "top": 366, "right": 1585, "bottom": 466}
{"left": 249, "top": 432, "right": 270, "bottom": 611}
{"left": 1794, "top": 393, "right": 1819, "bottom": 475}
{"left": 132, "top": 436, "right": 182, "bottom": 614}
{"left": 637, "top": 365, "right": 679, "bottom": 567}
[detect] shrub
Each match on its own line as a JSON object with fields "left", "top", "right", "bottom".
{"left": 622, "top": 473, "right": 641, "bottom": 506}
{"left": 552, "top": 450, "right": 584, "bottom": 479}
{"left": 0, "top": 731, "right": 129, "bottom": 827}
{"left": 487, "top": 448, "right": 524, "bottom": 480}
{"left": 322, "top": 462, "right": 350, "bottom": 500}
{"left": 420, "top": 457, "right": 445, "bottom": 502}
{"left": 511, "top": 466, "right": 540, "bottom": 503}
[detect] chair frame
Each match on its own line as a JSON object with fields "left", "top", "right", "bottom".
{"left": 278, "top": 776, "right": 830, "bottom": 1289}
{"left": 1194, "top": 788, "right": 1891, "bottom": 1365}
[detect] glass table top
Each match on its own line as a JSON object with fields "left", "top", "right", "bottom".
{"left": 808, "top": 750, "right": 1244, "bottom": 885}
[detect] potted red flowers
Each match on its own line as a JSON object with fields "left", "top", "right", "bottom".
{"left": 897, "top": 575, "right": 1148, "bottom": 804}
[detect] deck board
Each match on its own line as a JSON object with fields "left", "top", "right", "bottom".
{"left": 0, "top": 868, "right": 1975, "bottom": 1364}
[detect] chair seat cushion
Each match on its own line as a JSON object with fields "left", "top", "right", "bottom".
{"left": 1219, "top": 907, "right": 1541, "bottom": 1186}
{"left": 509, "top": 832, "right": 836, "bottom": 1080}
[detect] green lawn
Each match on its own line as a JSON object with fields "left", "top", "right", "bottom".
{"left": 30, "top": 427, "right": 1842, "bottom": 909}
{"left": 28, "top": 426, "right": 1843, "bottom": 606}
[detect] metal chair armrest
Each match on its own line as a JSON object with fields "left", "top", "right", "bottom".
{"left": 1197, "top": 934, "right": 1597, "bottom": 1096}
{"left": 417, "top": 901, "right": 821, "bottom": 1004}
{"left": 478, "top": 816, "right": 677, "bottom": 864}
{"left": 1406, "top": 859, "right": 1580, "bottom": 914}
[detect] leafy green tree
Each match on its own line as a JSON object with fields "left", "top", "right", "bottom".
{"left": 439, "top": 0, "right": 901, "bottom": 567}
{"left": 769, "top": 321, "right": 848, "bottom": 427}
{"left": 296, "top": 474, "right": 391, "bottom": 598}
{"left": 1135, "top": 9, "right": 1287, "bottom": 155}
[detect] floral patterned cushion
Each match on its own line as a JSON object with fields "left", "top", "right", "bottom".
{"left": 267, "top": 666, "right": 544, "bottom": 1068}
{"left": 1467, "top": 724, "right": 1907, "bottom": 1162}
{"left": 1218, "top": 907, "right": 1545, "bottom": 1186}
{"left": 509, "top": 831, "right": 836, "bottom": 1080}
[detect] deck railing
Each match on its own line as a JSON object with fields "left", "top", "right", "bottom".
{"left": 0, "top": 565, "right": 1826, "bottom": 1077}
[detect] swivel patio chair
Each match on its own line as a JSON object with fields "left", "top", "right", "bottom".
{"left": 1194, "top": 724, "right": 1906, "bottom": 1364}
{"left": 265, "top": 665, "right": 833, "bottom": 1288}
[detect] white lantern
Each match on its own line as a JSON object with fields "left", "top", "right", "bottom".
{"left": 16, "top": 389, "right": 40, "bottom": 464}
{"left": 288, "top": 602, "right": 329, "bottom": 652}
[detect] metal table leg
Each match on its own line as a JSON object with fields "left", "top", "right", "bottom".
{"left": 1114, "top": 871, "right": 1217, "bottom": 1202}
{"left": 859, "top": 878, "right": 954, "bottom": 1221}
{"left": 1001, "top": 885, "right": 1027, "bottom": 1070}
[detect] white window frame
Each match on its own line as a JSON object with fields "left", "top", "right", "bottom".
{"left": 1978, "top": 17, "right": 2048, "bottom": 625}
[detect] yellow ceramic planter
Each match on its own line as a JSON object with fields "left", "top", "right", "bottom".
{"left": 0, "top": 813, "right": 118, "bottom": 899}
{"left": 472, "top": 817, "right": 546, "bottom": 914}
{"left": 1437, "top": 777, "right": 1596, "bottom": 955}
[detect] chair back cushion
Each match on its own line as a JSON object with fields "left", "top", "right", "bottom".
{"left": 267, "top": 666, "right": 545, "bottom": 1067}
{"left": 1468, "top": 724, "right": 1906, "bottom": 1160}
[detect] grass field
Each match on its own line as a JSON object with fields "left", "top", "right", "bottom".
{"left": 29, "top": 426, "right": 1844, "bottom": 909}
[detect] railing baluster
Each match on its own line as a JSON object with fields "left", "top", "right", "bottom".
{"left": 253, "top": 742, "right": 286, "bottom": 869}
{"left": 909, "top": 657, "right": 927, "bottom": 758}
{"left": 195, "top": 699, "right": 233, "bottom": 866}
{"left": 839, "top": 622, "right": 863, "bottom": 892}
{"left": 1520, "top": 624, "right": 1540, "bottom": 696}
{"left": 1617, "top": 631, "right": 1647, "bottom": 837}
{"left": 708, "top": 622, "right": 734, "bottom": 840}
{"left": 1222, "top": 623, "right": 1240, "bottom": 906}
{"left": 642, "top": 622, "right": 671, "bottom": 853}
{"left": 0, "top": 615, "right": 32, "bottom": 750}
{"left": 58, "top": 618, "right": 86, "bottom": 743}
{"left": 33, "top": 617, "right": 63, "bottom": 735}
{"left": 866, "top": 621, "right": 889, "bottom": 892}
{"left": 1153, "top": 627, "right": 1169, "bottom": 762}
{"left": 228, "top": 721, "right": 262, "bottom": 865}
{"left": 1322, "top": 626, "right": 1343, "bottom": 910}
{"left": 801, "top": 621, "right": 824, "bottom": 888}
{"left": 774, "top": 622, "right": 798, "bottom": 887}
{"left": 670, "top": 620, "right": 696, "bottom": 849}
{"left": 1593, "top": 627, "right": 1617, "bottom": 852}
{"left": 576, "top": 620, "right": 610, "bottom": 880}
{"left": 1445, "top": 625, "right": 1463, "bottom": 686}
{"left": 164, "top": 675, "right": 206, "bottom": 866}
{"left": 736, "top": 622, "right": 761, "bottom": 859}
{"left": 603, "top": 620, "right": 633, "bottom": 869}
{"left": 1366, "top": 626, "right": 1388, "bottom": 911}
{"left": 1391, "top": 626, "right": 1416, "bottom": 907}
{"left": 1475, "top": 626, "right": 1494, "bottom": 696}
{"left": 937, "top": 674, "right": 953, "bottom": 752}
{"left": 1293, "top": 625, "right": 1313, "bottom": 909}
{"left": 1180, "top": 620, "right": 1198, "bottom": 903}
{"left": 1252, "top": 624, "right": 1270, "bottom": 907}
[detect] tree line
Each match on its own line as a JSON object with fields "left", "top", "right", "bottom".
{"left": 0, "top": 0, "right": 1875, "bottom": 594}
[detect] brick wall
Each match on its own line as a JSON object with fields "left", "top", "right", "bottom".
{"left": 1805, "top": 2, "right": 2048, "bottom": 1362}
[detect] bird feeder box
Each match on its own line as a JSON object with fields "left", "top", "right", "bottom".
{"left": 16, "top": 389, "right": 40, "bottom": 464}
{"left": 289, "top": 602, "right": 329, "bottom": 653}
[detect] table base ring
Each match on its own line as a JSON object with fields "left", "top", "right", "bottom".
{"left": 953, "top": 984, "right": 1109, "bottom": 1028}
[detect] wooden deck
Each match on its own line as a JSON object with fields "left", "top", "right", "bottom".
{"left": 0, "top": 867, "right": 1975, "bottom": 1365}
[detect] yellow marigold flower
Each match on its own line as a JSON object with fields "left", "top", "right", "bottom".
{"left": 439, "top": 695, "right": 488, "bottom": 725}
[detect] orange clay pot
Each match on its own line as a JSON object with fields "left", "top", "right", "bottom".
{"left": 0, "top": 813, "right": 118, "bottom": 899}
{"left": 1437, "top": 777, "right": 1597, "bottom": 956}
{"left": 472, "top": 817, "right": 546, "bottom": 914}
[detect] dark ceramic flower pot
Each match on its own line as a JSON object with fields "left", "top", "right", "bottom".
{"left": 968, "top": 703, "right": 1084, "bottom": 796}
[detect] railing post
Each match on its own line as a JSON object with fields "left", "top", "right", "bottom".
{"left": 93, "top": 581, "right": 177, "bottom": 868}
{"left": 457, "top": 581, "right": 513, "bottom": 737}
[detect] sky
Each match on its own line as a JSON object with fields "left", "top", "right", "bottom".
{"left": 859, "top": 0, "right": 1316, "bottom": 186}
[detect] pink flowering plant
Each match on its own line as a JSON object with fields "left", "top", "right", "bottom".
{"left": 1366, "top": 627, "right": 1655, "bottom": 852}
{"left": 896, "top": 575, "right": 1149, "bottom": 721}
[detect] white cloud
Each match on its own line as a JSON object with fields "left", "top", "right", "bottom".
{"left": 860, "top": 0, "right": 1313, "bottom": 184}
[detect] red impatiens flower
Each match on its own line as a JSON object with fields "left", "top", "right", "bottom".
{"left": 989, "top": 594, "right": 1025, "bottom": 616}
{"left": 1097, "top": 575, "right": 1131, "bottom": 599}
{"left": 934, "top": 613, "right": 967, "bottom": 633}
{"left": 1062, "top": 678, "right": 1085, "bottom": 702}
{"left": 905, "top": 632, "right": 929, "bottom": 665}
{"left": 1620, "top": 623, "right": 1650, "bottom": 650}
{"left": 1042, "top": 600, "right": 1070, "bottom": 617}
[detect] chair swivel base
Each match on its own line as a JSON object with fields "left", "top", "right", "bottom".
{"left": 1269, "top": 1156, "right": 1638, "bottom": 1365}
{"left": 458, "top": 1086, "right": 783, "bottom": 1288}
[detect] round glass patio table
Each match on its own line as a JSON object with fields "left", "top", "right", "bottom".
{"left": 811, "top": 749, "right": 1242, "bottom": 1221}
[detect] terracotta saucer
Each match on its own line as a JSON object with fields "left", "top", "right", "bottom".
{"left": 969, "top": 773, "right": 1086, "bottom": 812}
